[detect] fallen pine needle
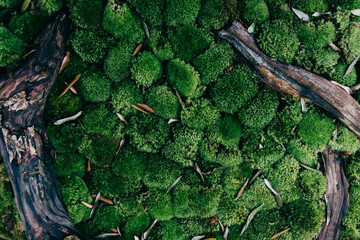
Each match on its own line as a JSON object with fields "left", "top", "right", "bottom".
{"left": 175, "top": 89, "right": 186, "bottom": 110}
{"left": 235, "top": 178, "right": 249, "bottom": 200}
{"left": 57, "top": 74, "right": 81, "bottom": 100}
{"left": 271, "top": 228, "right": 291, "bottom": 239}
{"left": 137, "top": 103, "right": 155, "bottom": 113}
{"left": 133, "top": 43, "right": 143, "bottom": 55}
{"left": 132, "top": 104, "right": 148, "bottom": 114}
{"left": 64, "top": 81, "right": 78, "bottom": 94}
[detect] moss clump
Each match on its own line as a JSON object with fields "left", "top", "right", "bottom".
{"left": 93, "top": 205, "right": 123, "bottom": 231}
{"left": 217, "top": 197, "right": 248, "bottom": 226}
{"left": 162, "top": 126, "right": 203, "bottom": 166}
{"left": 340, "top": 186, "right": 360, "bottom": 239}
{"left": 164, "top": 0, "right": 201, "bottom": 27}
{"left": 212, "top": 65, "right": 259, "bottom": 113}
{"left": 127, "top": 0, "right": 165, "bottom": 27}
{"left": 339, "top": 23, "right": 360, "bottom": 63}
{"left": 103, "top": 1, "right": 144, "bottom": 43}
{"left": 217, "top": 115, "right": 242, "bottom": 147}
{"left": 221, "top": 164, "right": 253, "bottom": 197}
{"left": 193, "top": 41, "right": 234, "bottom": 85}
{"left": 54, "top": 153, "right": 85, "bottom": 178}
{"left": 329, "top": 125, "right": 360, "bottom": 153}
{"left": 104, "top": 41, "right": 135, "bottom": 82}
{"left": 59, "top": 176, "right": 92, "bottom": 224}
{"left": 38, "top": 0, "right": 63, "bottom": 15}
{"left": 257, "top": 22, "right": 299, "bottom": 64}
{"left": 239, "top": 91, "right": 279, "bottom": 129}
{"left": 148, "top": 29, "right": 174, "bottom": 61}
{"left": 82, "top": 105, "right": 124, "bottom": 138}
{"left": 286, "top": 139, "right": 318, "bottom": 168}
{"left": 0, "top": 0, "right": 16, "bottom": 8}
{"left": 143, "top": 154, "right": 182, "bottom": 190}
{"left": 299, "top": 170, "right": 327, "bottom": 200}
{"left": 250, "top": 209, "right": 288, "bottom": 239}
{"left": 156, "top": 219, "right": 186, "bottom": 240}
{"left": 146, "top": 85, "right": 180, "bottom": 119}
{"left": 297, "top": 109, "right": 336, "bottom": 152}
{"left": 288, "top": 0, "right": 328, "bottom": 12}
{"left": 131, "top": 51, "right": 162, "bottom": 87}
{"left": 167, "top": 59, "right": 201, "bottom": 98}
{"left": 347, "top": 153, "right": 360, "bottom": 186}
{"left": 47, "top": 123, "right": 84, "bottom": 153}
{"left": 124, "top": 212, "right": 151, "bottom": 239}
{"left": 126, "top": 114, "right": 170, "bottom": 153}
{"left": 78, "top": 67, "right": 111, "bottom": 102}
{"left": 198, "top": 0, "right": 237, "bottom": 30}
{"left": 333, "top": 0, "right": 360, "bottom": 9}
{"left": 59, "top": 52, "right": 88, "bottom": 79}
{"left": 329, "top": 62, "right": 357, "bottom": 87}
{"left": 68, "top": 0, "right": 104, "bottom": 29}
{"left": 0, "top": 26, "right": 26, "bottom": 68}
{"left": 296, "top": 21, "right": 336, "bottom": 50}
{"left": 146, "top": 190, "right": 174, "bottom": 220}
{"left": 110, "top": 79, "right": 143, "bottom": 116}
{"left": 239, "top": 0, "right": 269, "bottom": 24}
{"left": 168, "top": 25, "right": 212, "bottom": 63}
{"left": 181, "top": 98, "right": 220, "bottom": 130}
{"left": 267, "top": 2, "right": 293, "bottom": 23}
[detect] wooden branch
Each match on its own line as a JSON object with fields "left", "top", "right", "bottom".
{"left": 219, "top": 21, "right": 351, "bottom": 240}
{"left": 319, "top": 149, "right": 349, "bottom": 240}
{"left": 0, "top": 11, "right": 88, "bottom": 240}
{"left": 219, "top": 21, "right": 360, "bottom": 139}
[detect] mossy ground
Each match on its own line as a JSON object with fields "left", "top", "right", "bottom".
{"left": 1, "top": 0, "right": 360, "bottom": 239}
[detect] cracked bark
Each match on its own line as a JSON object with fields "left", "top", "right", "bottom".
{"left": 219, "top": 21, "right": 352, "bottom": 240}
{"left": 0, "top": 11, "right": 87, "bottom": 240}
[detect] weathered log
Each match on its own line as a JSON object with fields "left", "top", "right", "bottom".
{"left": 219, "top": 21, "right": 360, "bottom": 139}
{"left": 0, "top": 11, "right": 87, "bottom": 239}
{"left": 219, "top": 21, "right": 351, "bottom": 240}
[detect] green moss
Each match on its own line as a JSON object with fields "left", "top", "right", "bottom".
{"left": 82, "top": 105, "right": 124, "bottom": 138}
{"left": 333, "top": 0, "right": 360, "bottom": 9}
{"left": 93, "top": 205, "right": 123, "bottom": 231}
{"left": 181, "top": 98, "right": 220, "bottom": 130}
{"left": 257, "top": 22, "right": 299, "bottom": 64}
{"left": 178, "top": 217, "right": 220, "bottom": 238}
{"left": 329, "top": 62, "right": 357, "bottom": 87}
{"left": 124, "top": 212, "right": 151, "bottom": 239}
{"left": 47, "top": 123, "right": 84, "bottom": 153}
{"left": 54, "top": 153, "right": 85, "bottom": 178}
{"left": 221, "top": 164, "right": 253, "bottom": 197}
{"left": 148, "top": 29, "right": 174, "bottom": 61}
{"left": 131, "top": 51, "right": 162, "bottom": 87}
{"left": 162, "top": 126, "right": 203, "bottom": 166}
{"left": 0, "top": 0, "right": 16, "bottom": 8}
{"left": 142, "top": 157, "right": 180, "bottom": 192}
{"left": 281, "top": 199, "right": 324, "bottom": 239}
{"left": 268, "top": 3, "right": 293, "bottom": 23}
{"left": 103, "top": 1, "right": 144, "bottom": 43}
{"left": 288, "top": 0, "right": 328, "bottom": 12}
{"left": 167, "top": 59, "right": 201, "bottom": 98}
{"left": 103, "top": 41, "right": 135, "bottom": 81}
{"left": 86, "top": 135, "right": 119, "bottom": 167}
{"left": 59, "top": 176, "right": 92, "bottom": 224}
{"left": 339, "top": 23, "right": 360, "bottom": 63}
{"left": 68, "top": 0, "right": 104, "bottom": 28}
{"left": 212, "top": 64, "right": 259, "bottom": 113}
{"left": 146, "top": 190, "right": 174, "bottom": 220}
{"left": 70, "top": 28, "right": 115, "bottom": 63}
{"left": 127, "top": 0, "right": 164, "bottom": 27}
{"left": 156, "top": 219, "right": 186, "bottom": 240}
{"left": 218, "top": 115, "right": 242, "bottom": 147}
{"left": 332, "top": 9, "right": 351, "bottom": 33}
{"left": 110, "top": 79, "right": 143, "bottom": 116}
{"left": 217, "top": 197, "right": 248, "bottom": 226}
{"left": 347, "top": 153, "right": 360, "bottom": 186}
{"left": 239, "top": 0, "right": 269, "bottom": 24}
{"left": 251, "top": 209, "right": 288, "bottom": 239}
{"left": 112, "top": 146, "right": 148, "bottom": 181}
{"left": 116, "top": 194, "right": 145, "bottom": 218}
{"left": 146, "top": 85, "right": 180, "bottom": 119}
{"left": 78, "top": 67, "right": 111, "bottom": 102}
{"left": 59, "top": 52, "right": 88, "bottom": 78}
{"left": 297, "top": 109, "right": 335, "bottom": 152}
{"left": 126, "top": 114, "right": 170, "bottom": 153}
{"left": 341, "top": 186, "right": 360, "bottom": 239}
{"left": 168, "top": 25, "right": 212, "bottom": 63}
{"left": 0, "top": 26, "right": 26, "bottom": 68}
{"left": 38, "top": 0, "right": 63, "bottom": 15}
{"left": 193, "top": 41, "right": 234, "bottom": 85}
{"left": 239, "top": 91, "right": 279, "bottom": 129}
{"left": 198, "top": 0, "right": 237, "bottom": 30}
{"left": 329, "top": 125, "right": 360, "bottom": 153}
{"left": 164, "top": 0, "right": 201, "bottom": 27}
{"left": 296, "top": 21, "right": 336, "bottom": 50}
{"left": 298, "top": 170, "right": 326, "bottom": 201}
{"left": 286, "top": 139, "right": 318, "bottom": 168}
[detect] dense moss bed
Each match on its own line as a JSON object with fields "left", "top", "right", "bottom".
{"left": 1, "top": 0, "right": 360, "bottom": 239}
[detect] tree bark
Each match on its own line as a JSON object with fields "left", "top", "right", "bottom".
{"left": 0, "top": 11, "right": 87, "bottom": 240}
{"left": 219, "top": 21, "right": 352, "bottom": 240}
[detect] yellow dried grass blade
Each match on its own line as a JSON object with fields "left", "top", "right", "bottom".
{"left": 137, "top": 103, "right": 155, "bottom": 113}
{"left": 271, "top": 228, "right": 291, "bottom": 239}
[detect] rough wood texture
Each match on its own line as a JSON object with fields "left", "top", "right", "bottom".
{"left": 0, "top": 11, "right": 87, "bottom": 240}
{"left": 319, "top": 149, "right": 349, "bottom": 240}
{"left": 219, "top": 21, "right": 360, "bottom": 139}
{"left": 219, "top": 21, "right": 351, "bottom": 240}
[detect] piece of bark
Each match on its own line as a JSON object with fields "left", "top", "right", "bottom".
{"left": 219, "top": 21, "right": 360, "bottom": 139}
{"left": 0, "top": 11, "right": 88, "bottom": 240}
{"left": 317, "top": 149, "right": 349, "bottom": 240}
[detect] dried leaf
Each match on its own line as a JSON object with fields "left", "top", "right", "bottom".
{"left": 21, "top": 0, "right": 31, "bottom": 12}
{"left": 345, "top": 55, "right": 359, "bottom": 76}
{"left": 325, "top": 194, "right": 331, "bottom": 225}
{"left": 166, "top": 176, "right": 182, "bottom": 193}
{"left": 351, "top": 83, "right": 360, "bottom": 92}
{"left": 218, "top": 218, "right": 225, "bottom": 232}
{"left": 133, "top": 43, "right": 143, "bottom": 55}
{"left": 117, "top": 227, "right": 121, "bottom": 236}
{"left": 300, "top": 98, "right": 308, "bottom": 113}
{"left": 194, "top": 163, "right": 205, "bottom": 181}
{"left": 210, "top": 216, "right": 218, "bottom": 224}
{"left": 110, "top": 228, "right": 117, "bottom": 233}
{"left": 57, "top": 74, "right": 81, "bottom": 100}
{"left": 312, "top": 12, "right": 321, "bottom": 17}
{"left": 64, "top": 82, "right": 78, "bottom": 94}
{"left": 81, "top": 201, "right": 93, "bottom": 208}
{"left": 116, "top": 139, "right": 125, "bottom": 155}
{"left": 167, "top": 119, "right": 179, "bottom": 124}
{"left": 271, "top": 228, "right": 291, "bottom": 239}
{"left": 292, "top": 8, "right": 309, "bottom": 21}
{"left": 116, "top": 113, "right": 128, "bottom": 124}
{"left": 275, "top": 194, "right": 283, "bottom": 208}
{"left": 90, "top": 192, "right": 101, "bottom": 218}
{"left": 328, "top": 41, "right": 340, "bottom": 52}
{"left": 137, "top": 103, "right": 155, "bottom": 113}
{"left": 240, "top": 203, "right": 264, "bottom": 236}
{"left": 191, "top": 236, "right": 205, "bottom": 240}
{"left": 142, "top": 219, "right": 158, "bottom": 240}
{"left": 264, "top": 179, "right": 283, "bottom": 207}
{"left": 54, "top": 111, "right": 82, "bottom": 125}
{"left": 92, "top": 194, "right": 114, "bottom": 205}
{"left": 249, "top": 169, "right": 263, "bottom": 185}
{"left": 142, "top": 21, "right": 150, "bottom": 38}
{"left": 94, "top": 233, "right": 120, "bottom": 238}
{"left": 235, "top": 178, "right": 249, "bottom": 200}
{"left": 87, "top": 159, "right": 91, "bottom": 172}
{"left": 134, "top": 236, "right": 140, "bottom": 240}
{"left": 60, "top": 51, "right": 70, "bottom": 72}
{"left": 351, "top": 9, "right": 360, "bottom": 16}
{"left": 248, "top": 22, "right": 255, "bottom": 33}
{"left": 175, "top": 88, "right": 186, "bottom": 111}
{"left": 223, "top": 226, "right": 229, "bottom": 239}
{"left": 331, "top": 81, "right": 352, "bottom": 94}
{"left": 132, "top": 104, "right": 148, "bottom": 114}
